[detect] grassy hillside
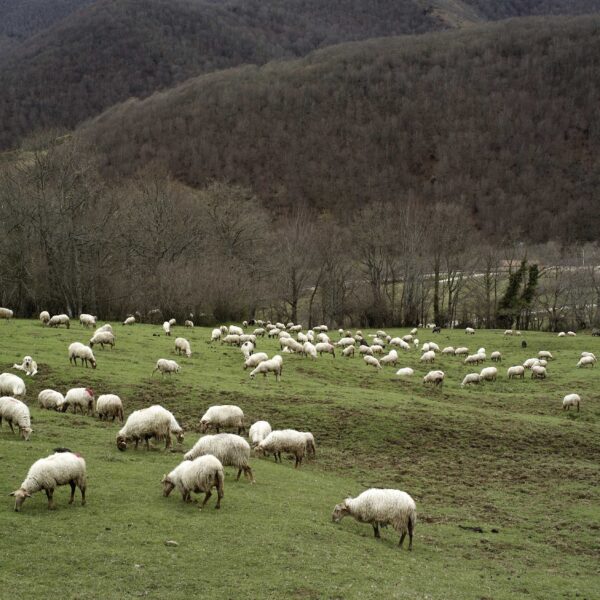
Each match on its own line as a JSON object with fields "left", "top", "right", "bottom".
{"left": 0, "top": 320, "right": 598, "bottom": 598}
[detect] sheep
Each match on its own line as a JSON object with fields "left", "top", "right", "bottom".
{"left": 48, "top": 314, "right": 70, "bottom": 328}
{"left": 442, "top": 346, "right": 455, "bottom": 355}
{"left": 61, "top": 387, "right": 95, "bottom": 415}
{"left": 531, "top": 365, "right": 547, "bottom": 379}
{"left": 581, "top": 352, "right": 596, "bottom": 360}
{"left": 538, "top": 359, "right": 548, "bottom": 367}
{"left": 96, "top": 394, "right": 124, "bottom": 422}
{"left": 465, "top": 327, "right": 475, "bottom": 334}
{"left": 338, "top": 337, "right": 356, "bottom": 347}
{"left": 184, "top": 320, "right": 194, "bottom": 328}
{"left": 0, "top": 307, "right": 14, "bottom": 320}
{"left": 562, "top": 393, "right": 581, "bottom": 412}
{"left": 240, "top": 334, "right": 257, "bottom": 345}
{"left": 423, "top": 370, "right": 444, "bottom": 386}
{"left": 39, "top": 311, "right": 50, "bottom": 325}
{"left": 68, "top": 342, "right": 97, "bottom": 368}
{"left": 413, "top": 339, "right": 419, "bottom": 349}
{"left": 380, "top": 349, "right": 398, "bottom": 367}
{"left": 185, "top": 433, "right": 254, "bottom": 482}
{"left": 241, "top": 341, "right": 255, "bottom": 358}
{"left": 332, "top": 489, "right": 416, "bottom": 549}
{"left": 0, "top": 396, "right": 33, "bottom": 440}
{"left": 395, "top": 367, "right": 414, "bottom": 377}
{"left": 12, "top": 355, "right": 38, "bottom": 376}
{"left": 567, "top": 331, "right": 576, "bottom": 337}
{"left": 461, "top": 373, "right": 481, "bottom": 387}
{"left": 95, "top": 323, "right": 113, "bottom": 334}
{"left": 163, "top": 321, "right": 171, "bottom": 336}
{"left": 420, "top": 350, "right": 436, "bottom": 364}
{"left": 577, "top": 356, "right": 595, "bottom": 368}
{"left": 372, "top": 336, "right": 385, "bottom": 347}
{"left": 316, "top": 332, "right": 330, "bottom": 344}
{"left": 454, "top": 347, "right": 469, "bottom": 356}
{"left": 421, "top": 343, "right": 430, "bottom": 353}
{"left": 210, "top": 328, "right": 222, "bottom": 342}
{"left": 370, "top": 345, "right": 384, "bottom": 355}
{"left": 0, "top": 372, "right": 26, "bottom": 398}
{"left": 122, "top": 316, "right": 135, "bottom": 326}
{"left": 376, "top": 330, "right": 388, "bottom": 338}
{"left": 491, "top": 351, "right": 502, "bottom": 362}
{"left": 222, "top": 334, "right": 241, "bottom": 346}
{"left": 463, "top": 353, "right": 483, "bottom": 366}
{"left": 161, "top": 456, "right": 224, "bottom": 508}
{"left": 557, "top": 331, "right": 566, "bottom": 337}
{"left": 480, "top": 366, "right": 498, "bottom": 382}
{"left": 507, "top": 365, "right": 525, "bottom": 379}
{"left": 229, "top": 325, "right": 244, "bottom": 336}
{"left": 389, "top": 338, "right": 410, "bottom": 351}
{"left": 89, "top": 331, "right": 115, "bottom": 350}
{"left": 248, "top": 421, "right": 272, "bottom": 446}
{"left": 255, "top": 430, "right": 309, "bottom": 468}
{"left": 117, "top": 405, "right": 182, "bottom": 451}
{"left": 200, "top": 405, "right": 245, "bottom": 434}
{"left": 10, "top": 451, "right": 86, "bottom": 512}
{"left": 538, "top": 351, "right": 553, "bottom": 360}
{"left": 504, "top": 330, "right": 514, "bottom": 336}
{"left": 402, "top": 334, "right": 413, "bottom": 342}
{"left": 168, "top": 318, "right": 176, "bottom": 326}
{"left": 363, "top": 355, "right": 382, "bottom": 369}
{"left": 38, "top": 389, "right": 65, "bottom": 410}
{"left": 174, "top": 337, "right": 192, "bottom": 358}
{"left": 303, "top": 341, "right": 318, "bottom": 359}
{"left": 289, "top": 324, "right": 302, "bottom": 333}
{"left": 243, "top": 353, "right": 269, "bottom": 370}
{"left": 152, "top": 358, "right": 180, "bottom": 376}
{"left": 359, "top": 345, "right": 373, "bottom": 356}
{"left": 253, "top": 328, "right": 265, "bottom": 337}
{"left": 267, "top": 328, "right": 280, "bottom": 338}
{"left": 342, "top": 345, "right": 355, "bottom": 358}
{"left": 79, "top": 314, "right": 96, "bottom": 328}
{"left": 523, "top": 358, "right": 541, "bottom": 369}
{"left": 316, "top": 342, "right": 336, "bottom": 358}
{"left": 301, "top": 432, "right": 316, "bottom": 458}
{"left": 427, "top": 342, "right": 440, "bottom": 352}
{"left": 220, "top": 325, "right": 229, "bottom": 334}
{"left": 410, "top": 328, "right": 418, "bottom": 335}
{"left": 250, "top": 355, "right": 283, "bottom": 381}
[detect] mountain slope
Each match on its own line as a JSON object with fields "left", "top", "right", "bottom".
{"left": 80, "top": 15, "right": 600, "bottom": 242}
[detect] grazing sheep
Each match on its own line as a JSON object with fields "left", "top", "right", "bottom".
{"left": 152, "top": 358, "right": 180, "bottom": 376}
{"left": 222, "top": 334, "right": 241, "bottom": 346}
{"left": 48, "top": 314, "right": 70, "bottom": 328}
{"left": 491, "top": 351, "right": 502, "bottom": 362}
{"left": 567, "top": 331, "right": 576, "bottom": 337}
{"left": 420, "top": 350, "right": 436, "bottom": 364}
{"left": 332, "top": 489, "right": 416, "bottom": 549}
{"left": 363, "top": 355, "right": 382, "bottom": 369}
{"left": 185, "top": 433, "right": 254, "bottom": 482}
{"left": 504, "top": 330, "right": 514, "bottom": 336}
{"left": 465, "top": 327, "right": 475, "bottom": 334}
{"left": 562, "top": 394, "right": 581, "bottom": 412}
{"left": 380, "top": 349, "right": 398, "bottom": 366}
{"left": 210, "top": 328, "right": 222, "bottom": 342}
{"left": 249, "top": 355, "right": 283, "bottom": 381}
{"left": 538, "top": 359, "right": 548, "bottom": 367}
{"left": 577, "top": 356, "right": 595, "bottom": 368}
{"left": 461, "top": 373, "right": 481, "bottom": 387}
{"left": 89, "top": 331, "right": 115, "bottom": 350}
{"left": 0, "top": 372, "right": 26, "bottom": 398}
{"left": 122, "top": 316, "right": 135, "bottom": 326}
{"left": 240, "top": 334, "right": 257, "bottom": 345}
{"left": 10, "top": 451, "right": 86, "bottom": 512}
{"left": 229, "top": 325, "right": 244, "bottom": 336}
{"left": 410, "top": 328, "right": 418, "bottom": 335}
{"left": 184, "top": 320, "right": 194, "bottom": 328}
{"left": 39, "top": 311, "right": 50, "bottom": 325}
{"left": 79, "top": 314, "right": 96, "bottom": 328}
{"left": 38, "top": 389, "right": 66, "bottom": 410}
{"left": 95, "top": 324, "right": 113, "bottom": 334}
{"left": 557, "top": 331, "right": 566, "bottom": 337}
{"left": 413, "top": 339, "right": 419, "bottom": 349}
{"left": 395, "top": 367, "right": 414, "bottom": 377}
{"left": 220, "top": 325, "right": 229, "bottom": 334}
{"left": 421, "top": 343, "right": 430, "bottom": 353}
{"left": 62, "top": 387, "right": 95, "bottom": 415}
{"left": 338, "top": 337, "right": 356, "bottom": 348}
{"left": 423, "top": 370, "right": 444, "bottom": 386}
{"left": 454, "top": 347, "right": 469, "bottom": 356}
{"left": 480, "top": 366, "right": 498, "bottom": 382}
{"left": 531, "top": 365, "right": 547, "bottom": 379}
{"left": 441, "top": 346, "right": 455, "bottom": 355}
{"left": 303, "top": 342, "right": 318, "bottom": 359}
{"left": 359, "top": 345, "right": 374, "bottom": 356}
{"left": 241, "top": 341, "right": 255, "bottom": 359}
{"left": 253, "top": 328, "right": 265, "bottom": 337}
{"left": 281, "top": 337, "right": 302, "bottom": 353}
{"left": 68, "top": 342, "right": 97, "bottom": 368}
{"left": 523, "top": 358, "right": 540, "bottom": 369}
{"left": 402, "top": 334, "right": 413, "bottom": 343}
{"left": 12, "top": 355, "right": 38, "bottom": 376}
{"left": 427, "top": 342, "right": 440, "bottom": 352}
{"left": 316, "top": 342, "right": 336, "bottom": 358}
{"left": 255, "top": 430, "right": 309, "bottom": 468}
{"left": 96, "top": 394, "right": 124, "bottom": 422}
{"left": 162, "top": 456, "right": 224, "bottom": 508}
{"left": 0, "top": 307, "right": 14, "bottom": 320}
{"left": 507, "top": 365, "right": 525, "bottom": 379}
{"left": 244, "top": 353, "right": 269, "bottom": 370}
{"left": 200, "top": 405, "right": 245, "bottom": 434}
{"left": 117, "top": 405, "right": 182, "bottom": 451}
{"left": 581, "top": 352, "right": 596, "bottom": 360}
{"left": 163, "top": 321, "right": 171, "bottom": 336}
{"left": 342, "top": 345, "right": 355, "bottom": 358}
{"left": 248, "top": 421, "right": 272, "bottom": 446}
{"left": 538, "top": 351, "right": 553, "bottom": 360}
{"left": 0, "top": 396, "right": 33, "bottom": 440}
{"left": 175, "top": 337, "right": 192, "bottom": 358}
{"left": 168, "top": 318, "right": 176, "bottom": 326}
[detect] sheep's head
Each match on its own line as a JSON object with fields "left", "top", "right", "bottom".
{"left": 86, "top": 388, "right": 95, "bottom": 398}
{"left": 89, "top": 341, "right": 95, "bottom": 348}
{"left": 10, "top": 489, "right": 31, "bottom": 511}
{"left": 90, "top": 359, "right": 97, "bottom": 369}
{"left": 161, "top": 475, "right": 175, "bottom": 497}
{"left": 116, "top": 436, "right": 127, "bottom": 451}
{"left": 175, "top": 431, "right": 185, "bottom": 444}
{"left": 332, "top": 501, "right": 350, "bottom": 523}
{"left": 199, "top": 420, "right": 210, "bottom": 433}
{"left": 20, "top": 427, "right": 33, "bottom": 441}
{"left": 254, "top": 443, "right": 267, "bottom": 457}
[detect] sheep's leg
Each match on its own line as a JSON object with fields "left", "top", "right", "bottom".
{"left": 399, "top": 532, "right": 406, "bottom": 547}
{"left": 46, "top": 489, "right": 55, "bottom": 510}
{"left": 80, "top": 484, "right": 86, "bottom": 506}
{"left": 68, "top": 481, "right": 76, "bottom": 504}
{"left": 245, "top": 466, "right": 255, "bottom": 483}
{"left": 201, "top": 491, "right": 212, "bottom": 508}
{"left": 8, "top": 420, "right": 15, "bottom": 434}
{"left": 407, "top": 519, "right": 414, "bottom": 550}
{"left": 236, "top": 468, "right": 242, "bottom": 481}
{"left": 577, "top": 403, "right": 580, "bottom": 412}
{"left": 134, "top": 438, "right": 139, "bottom": 449}
{"left": 373, "top": 523, "right": 381, "bottom": 539}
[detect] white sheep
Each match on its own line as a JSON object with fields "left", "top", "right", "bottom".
{"left": 240, "top": 334, "right": 257, "bottom": 345}
{"left": 0, "top": 307, "right": 14, "bottom": 320}
{"left": 240, "top": 341, "right": 254, "bottom": 359}
{"left": 117, "top": 405, "right": 183, "bottom": 451}
{"left": 210, "top": 328, "right": 222, "bottom": 342}
{"left": 255, "top": 429, "right": 310, "bottom": 468}
{"left": 576, "top": 356, "right": 595, "bottom": 368}
{"left": 222, "top": 334, "right": 241, "bottom": 346}
{"left": 410, "top": 328, "right": 418, "bottom": 335}
{"left": 168, "top": 318, "right": 176, "bottom": 326}
{"left": 337, "top": 337, "right": 356, "bottom": 347}
{"left": 441, "top": 346, "right": 455, "bottom": 355}
{"left": 162, "top": 455, "right": 224, "bottom": 508}
{"left": 427, "top": 342, "right": 440, "bottom": 352}
{"left": 363, "top": 355, "right": 382, "bottom": 369}
{"left": 89, "top": 331, "right": 115, "bottom": 350}
{"left": 538, "top": 351, "right": 553, "bottom": 360}
{"left": 0, "top": 372, "right": 26, "bottom": 398}
{"left": 96, "top": 394, "right": 124, "bottom": 422}
{"left": 359, "top": 345, "right": 373, "bottom": 356}
{"left": 504, "top": 330, "right": 514, "bottom": 336}
{"left": 39, "top": 311, "right": 50, "bottom": 325}
{"left": 249, "top": 355, "right": 283, "bottom": 381}
{"left": 581, "top": 352, "right": 596, "bottom": 361}
{"left": 229, "top": 325, "right": 244, "bottom": 336}
{"left": 68, "top": 342, "right": 97, "bottom": 368}
{"left": 185, "top": 433, "right": 254, "bottom": 482}
{"left": 480, "top": 366, "right": 498, "bottom": 382}
{"left": 200, "top": 405, "right": 245, "bottom": 434}
{"left": 380, "top": 349, "right": 398, "bottom": 366}
{"left": 48, "top": 314, "right": 70, "bottom": 328}
{"left": 10, "top": 451, "right": 86, "bottom": 511}
{"left": 507, "top": 365, "right": 525, "bottom": 379}
{"left": 454, "top": 347, "right": 469, "bottom": 356}
{"left": 0, "top": 396, "right": 33, "bottom": 440}
{"left": 122, "top": 316, "right": 135, "bottom": 326}
{"left": 175, "top": 337, "right": 192, "bottom": 358}
{"left": 567, "top": 331, "right": 576, "bottom": 337}
{"left": 253, "top": 328, "right": 265, "bottom": 337}
{"left": 491, "top": 351, "right": 502, "bottom": 363}
{"left": 464, "top": 353, "right": 484, "bottom": 365}
{"left": 562, "top": 393, "right": 581, "bottom": 412}
{"left": 303, "top": 341, "right": 317, "bottom": 359}
{"left": 315, "top": 342, "right": 336, "bottom": 358}
{"left": 342, "top": 346, "right": 355, "bottom": 358}
{"left": 461, "top": 373, "right": 481, "bottom": 387}
{"left": 395, "top": 367, "right": 414, "bottom": 377}
{"left": 184, "top": 320, "right": 194, "bottom": 328}
{"left": 79, "top": 314, "right": 96, "bottom": 328}
{"left": 95, "top": 323, "right": 113, "bottom": 334}
{"left": 12, "top": 355, "right": 38, "bottom": 376}
{"left": 281, "top": 337, "right": 303, "bottom": 353}
{"left": 402, "top": 334, "right": 413, "bottom": 342}
{"left": 243, "top": 353, "right": 269, "bottom": 370}
{"left": 423, "top": 370, "right": 444, "bottom": 386}
{"left": 523, "top": 358, "right": 540, "bottom": 369}
{"left": 465, "top": 327, "right": 475, "bottom": 334}
{"left": 332, "top": 489, "right": 417, "bottom": 549}
{"left": 557, "top": 331, "right": 566, "bottom": 337}
{"left": 38, "top": 389, "right": 65, "bottom": 410}
{"left": 163, "top": 321, "right": 171, "bottom": 336}
{"left": 413, "top": 338, "right": 419, "bottom": 349}
{"left": 62, "top": 387, "right": 95, "bottom": 415}
{"left": 152, "top": 358, "right": 180, "bottom": 376}
{"left": 420, "top": 350, "right": 436, "bottom": 364}
{"left": 248, "top": 421, "right": 272, "bottom": 446}
{"left": 531, "top": 365, "right": 547, "bottom": 379}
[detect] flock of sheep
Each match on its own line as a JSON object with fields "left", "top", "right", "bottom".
{"left": 1, "top": 307, "right": 597, "bottom": 548}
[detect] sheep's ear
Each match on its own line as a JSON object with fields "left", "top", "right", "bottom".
{"left": 9, "top": 491, "right": 15, "bottom": 496}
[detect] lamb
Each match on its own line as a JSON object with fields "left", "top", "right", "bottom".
{"left": 380, "top": 349, "right": 398, "bottom": 366}
{"left": 174, "top": 337, "right": 192, "bottom": 358}
{"left": 491, "top": 351, "right": 502, "bottom": 362}
{"left": 79, "top": 314, "right": 96, "bottom": 328}
{"left": 441, "top": 346, "right": 455, "bottom": 355}
{"left": 0, "top": 396, "right": 33, "bottom": 440}
{"left": 538, "top": 351, "right": 553, "bottom": 360}
{"left": 163, "top": 321, "right": 171, "bottom": 336}
{"left": 249, "top": 355, "right": 283, "bottom": 381}
{"left": 0, "top": 307, "right": 14, "bottom": 320}
{"left": 255, "top": 429, "right": 310, "bottom": 468}
{"left": 241, "top": 341, "right": 255, "bottom": 358}
{"left": 122, "top": 316, "right": 135, "bottom": 325}
{"left": 0, "top": 372, "right": 26, "bottom": 398}
{"left": 210, "top": 328, "right": 222, "bottom": 342}
{"left": 244, "top": 352, "right": 269, "bottom": 370}
{"left": 39, "top": 311, "right": 50, "bottom": 325}
{"left": 161, "top": 455, "right": 224, "bottom": 508}
{"left": 480, "top": 366, "right": 498, "bottom": 382}
{"left": 48, "top": 314, "right": 70, "bottom": 328}
{"left": 152, "top": 358, "right": 180, "bottom": 376}
{"left": 332, "top": 488, "right": 417, "bottom": 549}
{"left": 303, "top": 341, "right": 317, "bottom": 359}
{"left": 10, "top": 451, "right": 86, "bottom": 511}
{"left": 576, "top": 356, "right": 595, "bottom": 368}
{"left": 465, "top": 327, "right": 475, "bottom": 334}
{"left": 363, "top": 355, "right": 382, "bottom": 369}
{"left": 200, "top": 405, "right": 245, "bottom": 434}
{"left": 507, "top": 365, "right": 525, "bottom": 379}
{"left": 68, "top": 342, "right": 97, "bottom": 368}
{"left": 454, "top": 347, "right": 469, "bottom": 356}
{"left": 89, "top": 331, "right": 115, "bottom": 350}
{"left": 420, "top": 350, "right": 436, "bottom": 364}
{"left": 315, "top": 342, "right": 336, "bottom": 358}
{"left": 395, "top": 367, "right": 414, "bottom": 377}
{"left": 562, "top": 393, "right": 581, "bottom": 412}
{"left": 12, "top": 355, "right": 38, "bottom": 376}
{"left": 184, "top": 320, "right": 194, "bottom": 328}
{"left": 248, "top": 420, "right": 272, "bottom": 446}
{"left": 423, "top": 370, "right": 444, "bottom": 386}
{"left": 117, "top": 405, "right": 183, "bottom": 451}
{"left": 61, "top": 387, "right": 95, "bottom": 415}
{"left": 461, "top": 373, "right": 481, "bottom": 387}
{"left": 38, "top": 389, "right": 66, "bottom": 410}
{"left": 342, "top": 345, "right": 355, "bottom": 358}
{"left": 531, "top": 365, "right": 547, "bottom": 379}
{"left": 185, "top": 433, "right": 254, "bottom": 482}
{"left": 96, "top": 394, "right": 124, "bottom": 422}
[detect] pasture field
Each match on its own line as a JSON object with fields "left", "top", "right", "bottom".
{"left": 0, "top": 320, "right": 598, "bottom": 599}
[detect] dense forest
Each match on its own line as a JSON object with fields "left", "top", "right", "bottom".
{"left": 80, "top": 16, "right": 600, "bottom": 243}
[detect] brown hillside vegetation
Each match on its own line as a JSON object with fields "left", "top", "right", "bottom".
{"left": 81, "top": 16, "right": 600, "bottom": 243}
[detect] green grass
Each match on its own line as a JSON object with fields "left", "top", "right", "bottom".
{"left": 0, "top": 321, "right": 598, "bottom": 599}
